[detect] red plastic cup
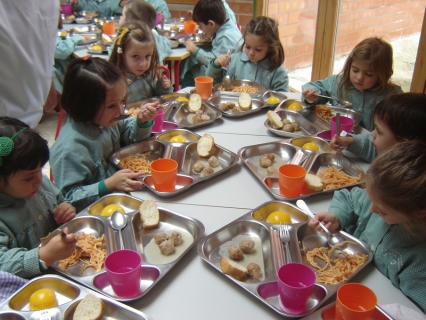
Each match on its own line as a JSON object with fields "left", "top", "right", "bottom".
{"left": 195, "top": 76, "right": 213, "bottom": 99}
{"left": 60, "top": 4, "right": 72, "bottom": 15}
{"left": 277, "top": 263, "right": 316, "bottom": 314}
{"left": 152, "top": 110, "right": 165, "bottom": 133}
{"left": 150, "top": 158, "right": 178, "bottom": 192}
{"left": 278, "top": 164, "right": 307, "bottom": 198}
{"left": 331, "top": 116, "right": 354, "bottom": 138}
{"left": 335, "top": 283, "right": 377, "bottom": 320}
{"left": 105, "top": 249, "right": 142, "bottom": 298}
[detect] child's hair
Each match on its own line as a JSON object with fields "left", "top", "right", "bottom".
{"left": 61, "top": 57, "right": 126, "bottom": 123}
{"left": 123, "top": 0, "right": 157, "bottom": 29}
{"left": 374, "top": 93, "right": 426, "bottom": 143}
{"left": 338, "top": 37, "right": 397, "bottom": 98}
{"left": 192, "top": 0, "right": 226, "bottom": 26}
{"left": 366, "top": 140, "right": 426, "bottom": 238}
{"left": 109, "top": 21, "right": 159, "bottom": 83}
{"left": 241, "top": 16, "right": 284, "bottom": 70}
{"left": 0, "top": 117, "right": 49, "bottom": 182}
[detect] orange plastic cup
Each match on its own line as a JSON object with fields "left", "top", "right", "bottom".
{"left": 335, "top": 283, "right": 377, "bottom": 320}
{"left": 150, "top": 159, "right": 178, "bottom": 192}
{"left": 278, "top": 164, "right": 307, "bottom": 198}
{"left": 195, "top": 76, "right": 213, "bottom": 99}
{"left": 103, "top": 22, "right": 116, "bottom": 36}
{"left": 184, "top": 20, "right": 197, "bottom": 34}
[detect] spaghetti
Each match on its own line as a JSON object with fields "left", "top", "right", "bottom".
{"left": 318, "top": 166, "right": 361, "bottom": 189}
{"left": 118, "top": 152, "right": 153, "bottom": 174}
{"left": 217, "top": 84, "right": 259, "bottom": 94}
{"left": 314, "top": 105, "right": 333, "bottom": 122}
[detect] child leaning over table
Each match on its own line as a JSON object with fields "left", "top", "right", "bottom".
{"left": 145, "top": 0, "right": 171, "bottom": 20}
{"left": 187, "top": 0, "right": 237, "bottom": 26}
{"left": 309, "top": 140, "right": 426, "bottom": 312}
{"left": 206, "top": 16, "right": 289, "bottom": 92}
{"left": 0, "top": 117, "right": 77, "bottom": 278}
{"left": 70, "top": 0, "right": 127, "bottom": 17}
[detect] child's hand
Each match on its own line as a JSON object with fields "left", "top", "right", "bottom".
{"left": 308, "top": 212, "right": 341, "bottom": 233}
{"left": 52, "top": 203, "right": 76, "bottom": 224}
{"left": 119, "top": 0, "right": 130, "bottom": 8}
{"left": 138, "top": 101, "right": 161, "bottom": 123}
{"left": 161, "top": 74, "right": 171, "bottom": 89}
{"left": 186, "top": 40, "right": 197, "bottom": 54}
{"left": 186, "top": 10, "right": 193, "bottom": 20}
{"left": 105, "top": 169, "right": 144, "bottom": 193}
{"left": 159, "top": 11, "right": 165, "bottom": 22}
{"left": 39, "top": 227, "right": 77, "bottom": 267}
{"left": 302, "top": 88, "right": 319, "bottom": 104}
{"left": 330, "top": 135, "right": 353, "bottom": 152}
{"left": 70, "top": 0, "right": 78, "bottom": 4}
{"left": 214, "top": 54, "right": 231, "bottom": 67}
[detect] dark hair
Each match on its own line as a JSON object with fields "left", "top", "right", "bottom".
{"left": 366, "top": 140, "right": 426, "bottom": 239}
{"left": 61, "top": 57, "right": 126, "bottom": 123}
{"left": 123, "top": 0, "right": 157, "bottom": 29}
{"left": 241, "top": 16, "right": 284, "bottom": 70}
{"left": 373, "top": 93, "right": 426, "bottom": 143}
{"left": 193, "top": 0, "right": 226, "bottom": 25}
{"left": 109, "top": 21, "right": 159, "bottom": 83}
{"left": 0, "top": 117, "right": 49, "bottom": 182}
{"left": 338, "top": 37, "right": 398, "bottom": 100}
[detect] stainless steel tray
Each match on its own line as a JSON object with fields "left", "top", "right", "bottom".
{"left": 108, "top": 131, "right": 239, "bottom": 197}
{"left": 264, "top": 110, "right": 319, "bottom": 138}
{"left": 237, "top": 137, "right": 365, "bottom": 201}
{"left": 262, "top": 91, "right": 288, "bottom": 106}
{"left": 207, "top": 95, "right": 267, "bottom": 118}
{"left": 49, "top": 194, "right": 205, "bottom": 302}
{"left": 197, "top": 200, "right": 373, "bottom": 318}
{"left": 0, "top": 274, "right": 152, "bottom": 319}
{"left": 176, "top": 34, "right": 212, "bottom": 47}
{"left": 214, "top": 79, "right": 267, "bottom": 98}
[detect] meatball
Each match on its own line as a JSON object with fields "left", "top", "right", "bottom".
{"left": 219, "top": 102, "right": 228, "bottom": 111}
{"left": 154, "top": 232, "right": 168, "bottom": 245}
{"left": 159, "top": 239, "right": 175, "bottom": 255}
{"left": 201, "top": 114, "right": 211, "bottom": 121}
{"left": 259, "top": 156, "right": 272, "bottom": 168}
{"left": 228, "top": 245, "right": 244, "bottom": 260}
{"left": 202, "top": 166, "right": 214, "bottom": 177}
{"left": 195, "top": 109, "right": 204, "bottom": 115}
{"left": 291, "top": 121, "right": 301, "bottom": 131}
{"left": 192, "top": 114, "right": 203, "bottom": 123}
{"left": 192, "top": 161, "right": 205, "bottom": 173}
{"left": 282, "top": 119, "right": 292, "bottom": 125}
{"left": 208, "top": 156, "right": 219, "bottom": 168}
{"left": 226, "top": 102, "right": 235, "bottom": 109}
{"left": 267, "top": 166, "right": 278, "bottom": 176}
{"left": 239, "top": 240, "right": 255, "bottom": 253}
{"left": 264, "top": 153, "right": 275, "bottom": 162}
{"left": 232, "top": 105, "right": 240, "bottom": 113}
{"left": 169, "top": 231, "right": 182, "bottom": 245}
{"left": 247, "top": 262, "right": 262, "bottom": 278}
{"left": 283, "top": 124, "right": 294, "bottom": 132}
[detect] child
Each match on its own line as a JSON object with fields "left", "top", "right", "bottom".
{"left": 187, "top": 0, "right": 237, "bottom": 26}
{"left": 302, "top": 37, "right": 403, "bottom": 131}
{"left": 309, "top": 141, "right": 426, "bottom": 312}
{"left": 206, "top": 16, "right": 289, "bottom": 92}
{"left": 119, "top": 0, "right": 171, "bottom": 65}
{"left": 0, "top": 117, "right": 77, "bottom": 278}
{"left": 330, "top": 93, "right": 426, "bottom": 163}
{"left": 109, "top": 21, "right": 172, "bottom": 108}
{"left": 50, "top": 57, "right": 160, "bottom": 212}
{"left": 70, "top": 0, "right": 126, "bottom": 17}
{"left": 145, "top": 0, "right": 171, "bottom": 20}
{"left": 181, "top": 0, "right": 241, "bottom": 86}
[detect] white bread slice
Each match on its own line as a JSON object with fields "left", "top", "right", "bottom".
{"left": 188, "top": 93, "right": 202, "bottom": 113}
{"left": 140, "top": 199, "right": 160, "bottom": 229}
{"left": 220, "top": 256, "right": 248, "bottom": 281}
{"left": 197, "top": 133, "right": 215, "bottom": 157}
{"left": 238, "top": 92, "right": 252, "bottom": 111}
{"left": 266, "top": 110, "right": 283, "bottom": 128}
{"left": 73, "top": 294, "right": 105, "bottom": 320}
{"left": 304, "top": 173, "right": 324, "bottom": 192}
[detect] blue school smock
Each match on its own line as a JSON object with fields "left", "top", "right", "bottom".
{"left": 145, "top": 0, "right": 171, "bottom": 20}
{"left": 72, "top": 0, "right": 121, "bottom": 17}
{"left": 126, "top": 72, "right": 173, "bottom": 103}
{"left": 153, "top": 30, "right": 171, "bottom": 65}
{"left": 222, "top": 0, "right": 237, "bottom": 26}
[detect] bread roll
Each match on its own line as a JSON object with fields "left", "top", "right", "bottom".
{"left": 220, "top": 257, "right": 247, "bottom": 281}
{"left": 304, "top": 173, "right": 324, "bottom": 192}
{"left": 73, "top": 294, "right": 105, "bottom": 320}
{"left": 140, "top": 199, "right": 160, "bottom": 229}
{"left": 197, "top": 133, "right": 215, "bottom": 157}
{"left": 238, "top": 92, "right": 252, "bottom": 111}
{"left": 266, "top": 111, "right": 283, "bottom": 129}
{"left": 188, "top": 93, "right": 202, "bottom": 113}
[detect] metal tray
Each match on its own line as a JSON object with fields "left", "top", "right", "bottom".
{"left": 237, "top": 137, "right": 365, "bottom": 201}
{"left": 0, "top": 274, "right": 152, "bottom": 319}
{"left": 301, "top": 302, "right": 393, "bottom": 320}
{"left": 49, "top": 193, "right": 205, "bottom": 302}
{"left": 207, "top": 95, "right": 266, "bottom": 118}
{"left": 108, "top": 131, "right": 239, "bottom": 197}
{"left": 197, "top": 200, "right": 373, "bottom": 318}
{"left": 262, "top": 91, "right": 288, "bottom": 106}
{"left": 214, "top": 79, "right": 267, "bottom": 98}
{"left": 177, "top": 34, "right": 212, "bottom": 47}
{"left": 264, "top": 110, "right": 319, "bottom": 138}
{"left": 86, "top": 43, "right": 109, "bottom": 54}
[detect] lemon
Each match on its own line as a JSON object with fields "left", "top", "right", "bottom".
{"left": 288, "top": 102, "right": 303, "bottom": 110}
{"left": 101, "top": 204, "right": 125, "bottom": 216}
{"left": 90, "top": 45, "right": 103, "bottom": 51}
{"left": 175, "top": 97, "right": 189, "bottom": 102}
{"left": 266, "top": 96, "right": 280, "bottom": 104}
{"left": 302, "top": 142, "right": 320, "bottom": 151}
{"left": 29, "top": 288, "right": 58, "bottom": 311}
{"left": 266, "top": 211, "right": 292, "bottom": 224}
{"left": 169, "top": 136, "right": 186, "bottom": 143}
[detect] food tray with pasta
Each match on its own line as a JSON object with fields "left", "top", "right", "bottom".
{"left": 214, "top": 79, "right": 267, "bottom": 98}
{"left": 0, "top": 274, "right": 153, "bottom": 319}
{"left": 48, "top": 193, "right": 204, "bottom": 302}
{"left": 264, "top": 110, "right": 319, "bottom": 138}
{"left": 238, "top": 136, "right": 365, "bottom": 201}
{"left": 207, "top": 95, "right": 267, "bottom": 118}
{"left": 197, "top": 200, "right": 373, "bottom": 318}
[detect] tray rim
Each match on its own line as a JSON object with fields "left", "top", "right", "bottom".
{"left": 207, "top": 95, "right": 269, "bottom": 118}
{"left": 264, "top": 109, "right": 320, "bottom": 138}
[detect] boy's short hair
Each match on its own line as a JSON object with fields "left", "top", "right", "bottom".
{"left": 124, "top": 0, "right": 157, "bottom": 29}
{"left": 193, "top": 0, "right": 226, "bottom": 26}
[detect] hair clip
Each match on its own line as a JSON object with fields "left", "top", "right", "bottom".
{"left": 117, "top": 47, "right": 123, "bottom": 54}
{"left": 115, "top": 27, "right": 129, "bottom": 47}
{"left": 83, "top": 55, "right": 92, "bottom": 61}
{"left": 0, "top": 127, "right": 28, "bottom": 167}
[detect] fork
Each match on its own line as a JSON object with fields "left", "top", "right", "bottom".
{"left": 335, "top": 113, "right": 344, "bottom": 168}
{"left": 279, "top": 223, "right": 292, "bottom": 263}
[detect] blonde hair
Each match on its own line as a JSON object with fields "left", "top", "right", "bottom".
{"left": 241, "top": 16, "right": 284, "bottom": 70}
{"left": 338, "top": 37, "right": 398, "bottom": 100}
{"left": 109, "top": 21, "right": 159, "bottom": 83}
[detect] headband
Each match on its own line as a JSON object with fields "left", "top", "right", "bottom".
{"left": 115, "top": 27, "right": 130, "bottom": 54}
{"left": 0, "top": 127, "right": 28, "bottom": 167}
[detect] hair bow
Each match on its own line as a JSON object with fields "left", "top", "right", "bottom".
{"left": 0, "top": 127, "right": 28, "bottom": 167}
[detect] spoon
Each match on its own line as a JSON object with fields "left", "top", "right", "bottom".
{"left": 296, "top": 200, "right": 346, "bottom": 247}
{"left": 116, "top": 103, "right": 165, "bottom": 120}
{"left": 222, "top": 49, "right": 232, "bottom": 90}
{"left": 314, "top": 93, "right": 353, "bottom": 108}
{"left": 110, "top": 211, "right": 128, "bottom": 250}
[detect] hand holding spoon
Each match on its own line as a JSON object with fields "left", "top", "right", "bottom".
{"left": 314, "top": 93, "right": 353, "bottom": 108}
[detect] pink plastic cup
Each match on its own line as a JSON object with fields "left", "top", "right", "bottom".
{"left": 277, "top": 262, "right": 316, "bottom": 314}
{"left": 331, "top": 116, "right": 354, "bottom": 138}
{"left": 152, "top": 110, "right": 165, "bottom": 133}
{"left": 105, "top": 249, "right": 142, "bottom": 298}
{"left": 156, "top": 13, "right": 162, "bottom": 26}
{"left": 60, "top": 4, "right": 72, "bottom": 15}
